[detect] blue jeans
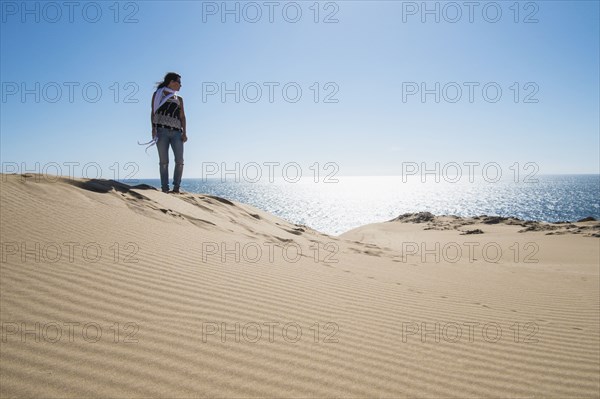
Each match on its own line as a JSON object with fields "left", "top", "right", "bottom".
{"left": 156, "top": 127, "right": 184, "bottom": 191}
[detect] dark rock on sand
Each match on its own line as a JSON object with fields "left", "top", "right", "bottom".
{"left": 461, "top": 229, "right": 484, "bottom": 235}
{"left": 577, "top": 216, "right": 597, "bottom": 222}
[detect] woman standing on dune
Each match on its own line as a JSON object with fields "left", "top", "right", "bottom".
{"left": 151, "top": 72, "right": 187, "bottom": 193}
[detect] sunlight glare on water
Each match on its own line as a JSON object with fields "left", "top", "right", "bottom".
{"left": 132, "top": 175, "right": 600, "bottom": 236}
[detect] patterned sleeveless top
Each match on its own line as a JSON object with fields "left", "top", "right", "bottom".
{"left": 152, "top": 93, "right": 183, "bottom": 131}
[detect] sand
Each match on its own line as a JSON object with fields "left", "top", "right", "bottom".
{"left": 1, "top": 174, "right": 599, "bottom": 398}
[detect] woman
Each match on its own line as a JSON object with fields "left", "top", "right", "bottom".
{"left": 151, "top": 72, "right": 187, "bottom": 193}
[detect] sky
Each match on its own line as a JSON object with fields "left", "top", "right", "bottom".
{"left": 1, "top": 0, "right": 599, "bottom": 179}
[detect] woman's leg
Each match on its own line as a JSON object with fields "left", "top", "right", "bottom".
{"left": 156, "top": 128, "right": 170, "bottom": 192}
{"left": 171, "top": 131, "right": 184, "bottom": 191}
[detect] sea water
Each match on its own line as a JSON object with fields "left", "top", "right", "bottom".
{"left": 131, "top": 175, "right": 600, "bottom": 236}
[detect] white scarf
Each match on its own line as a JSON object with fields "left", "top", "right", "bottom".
{"left": 153, "top": 87, "right": 177, "bottom": 113}
{"left": 138, "top": 136, "right": 158, "bottom": 154}
{"left": 140, "top": 87, "right": 178, "bottom": 154}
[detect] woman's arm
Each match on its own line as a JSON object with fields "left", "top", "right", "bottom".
{"left": 180, "top": 97, "right": 188, "bottom": 142}
{"left": 151, "top": 91, "right": 157, "bottom": 138}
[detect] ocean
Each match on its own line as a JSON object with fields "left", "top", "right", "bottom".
{"left": 130, "top": 175, "right": 600, "bottom": 236}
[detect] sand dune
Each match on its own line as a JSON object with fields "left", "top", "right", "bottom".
{"left": 1, "top": 174, "right": 599, "bottom": 398}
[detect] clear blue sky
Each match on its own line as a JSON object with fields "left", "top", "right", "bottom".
{"left": 1, "top": 0, "right": 598, "bottom": 179}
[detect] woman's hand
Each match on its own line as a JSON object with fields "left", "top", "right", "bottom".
{"left": 182, "top": 132, "right": 188, "bottom": 143}
{"left": 152, "top": 128, "right": 157, "bottom": 140}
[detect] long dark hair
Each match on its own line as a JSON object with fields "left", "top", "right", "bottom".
{"left": 155, "top": 72, "right": 181, "bottom": 89}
